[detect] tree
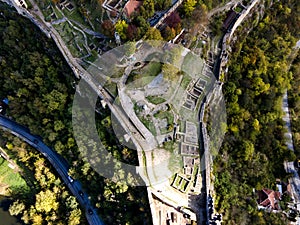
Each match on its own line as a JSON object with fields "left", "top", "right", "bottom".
{"left": 124, "top": 42, "right": 136, "bottom": 57}
{"left": 253, "top": 119, "right": 260, "bottom": 131}
{"left": 126, "top": 24, "right": 138, "bottom": 41}
{"left": 144, "top": 27, "right": 163, "bottom": 40}
{"left": 35, "top": 190, "right": 59, "bottom": 213}
{"left": 183, "top": 0, "right": 197, "bottom": 16}
{"left": 165, "top": 12, "right": 181, "bottom": 29}
{"left": 9, "top": 200, "right": 25, "bottom": 216}
{"left": 155, "top": 0, "right": 172, "bottom": 10}
{"left": 242, "top": 140, "right": 255, "bottom": 161}
{"left": 162, "top": 26, "right": 176, "bottom": 41}
{"left": 139, "top": 0, "right": 155, "bottom": 18}
{"left": 68, "top": 208, "right": 81, "bottom": 225}
{"left": 133, "top": 16, "right": 150, "bottom": 38}
{"left": 162, "top": 64, "right": 179, "bottom": 80}
{"left": 115, "top": 20, "right": 128, "bottom": 40}
{"left": 101, "top": 20, "right": 114, "bottom": 37}
{"left": 66, "top": 196, "right": 79, "bottom": 210}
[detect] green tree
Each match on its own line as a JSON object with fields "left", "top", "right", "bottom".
{"left": 115, "top": 20, "right": 128, "bottom": 40}
{"left": 144, "top": 27, "right": 163, "bottom": 40}
{"left": 183, "top": 0, "right": 197, "bottom": 16}
{"left": 140, "top": 0, "right": 155, "bottom": 18}
{"left": 155, "top": 0, "right": 172, "bottom": 10}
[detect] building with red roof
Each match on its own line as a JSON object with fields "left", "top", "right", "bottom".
{"left": 124, "top": 0, "right": 143, "bottom": 17}
{"left": 257, "top": 188, "right": 281, "bottom": 211}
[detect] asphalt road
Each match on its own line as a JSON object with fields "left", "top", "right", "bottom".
{"left": 0, "top": 115, "right": 105, "bottom": 225}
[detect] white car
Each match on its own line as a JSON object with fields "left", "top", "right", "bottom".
{"left": 67, "top": 175, "right": 74, "bottom": 183}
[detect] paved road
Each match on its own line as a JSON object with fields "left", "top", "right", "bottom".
{"left": 0, "top": 115, "right": 105, "bottom": 225}
{"left": 282, "top": 91, "right": 294, "bottom": 151}
{"left": 282, "top": 90, "right": 300, "bottom": 224}
{"left": 153, "top": 0, "right": 184, "bottom": 28}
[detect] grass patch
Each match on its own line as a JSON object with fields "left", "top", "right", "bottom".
{"left": 173, "top": 174, "right": 181, "bottom": 187}
{"left": 168, "top": 150, "right": 182, "bottom": 174}
{"left": 182, "top": 52, "right": 204, "bottom": 79}
{"left": 141, "top": 61, "right": 162, "bottom": 77}
{"left": 181, "top": 74, "right": 192, "bottom": 90}
{"left": 145, "top": 96, "right": 166, "bottom": 104}
{"left": 154, "top": 109, "right": 174, "bottom": 125}
{"left": 163, "top": 141, "right": 175, "bottom": 152}
{"left": 154, "top": 109, "right": 174, "bottom": 134}
{"left": 0, "top": 158, "right": 28, "bottom": 191}
{"left": 104, "top": 82, "right": 117, "bottom": 97}
{"left": 110, "top": 67, "right": 125, "bottom": 79}
{"left": 140, "top": 116, "right": 157, "bottom": 136}
{"left": 127, "top": 75, "right": 156, "bottom": 88}
{"left": 126, "top": 61, "right": 161, "bottom": 86}
{"left": 180, "top": 179, "right": 189, "bottom": 192}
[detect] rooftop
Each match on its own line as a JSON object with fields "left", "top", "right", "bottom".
{"left": 124, "top": 0, "right": 143, "bottom": 17}
{"left": 257, "top": 188, "right": 281, "bottom": 210}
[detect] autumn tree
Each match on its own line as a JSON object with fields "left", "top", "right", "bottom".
{"left": 126, "top": 24, "right": 138, "bottom": 41}
{"left": 101, "top": 20, "right": 114, "bottom": 37}
{"left": 162, "top": 26, "right": 176, "bottom": 41}
{"left": 9, "top": 200, "right": 25, "bottom": 216}
{"left": 35, "top": 189, "right": 59, "bottom": 213}
{"left": 165, "top": 12, "right": 181, "bottom": 29}
{"left": 144, "top": 27, "right": 163, "bottom": 40}
{"left": 115, "top": 20, "right": 128, "bottom": 40}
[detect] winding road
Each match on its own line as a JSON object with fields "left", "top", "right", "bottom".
{"left": 0, "top": 115, "right": 105, "bottom": 225}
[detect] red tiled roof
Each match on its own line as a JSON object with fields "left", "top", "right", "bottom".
{"left": 124, "top": 0, "right": 143, "bottom": 17}
{"left": 257, "top": 188, "right": 281, "bottom": 210}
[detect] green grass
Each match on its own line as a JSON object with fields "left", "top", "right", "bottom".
{"left": 126, "top": 62, "right": 162, "bottom": 87}
{"left": 146, "top": 96, "right": 166, "bottom": 105}
{"left": 174, "top": 175, "right": 182, "bottom": 187}
{"left": 180, "top": 179, "right": 188, "bottom": 192}
{"left": 163, "top": 141, "right": 175, "bottom": 152}
{"left": 105, "top": 82, "right": 117, "bottom": 97}
{"left": 140, "top": 117, "right": 157, "bottom": 136}
{"left": 0, "top": 158, "right": 27, "bottom": 190}
{"left": 127, "top": 76, "right": 156, "bottom": 88}
{"left": 154, "top": 109, "right": 174, "bottom": 134}
{"left": 140, "top": 61, "right": 162, "bottom": 77}
{"left": 234, "top": 6, "right": 243, "bottom": 13}
{"left": 86, "top": 50, "right": 99, "bottom": 63}
{"left": 181, "top": 74, "right": 192, "bottom": 90}
{"left": 168, "top": 151, "right": 182, "bottom": 173}
{"left": 154, "top": 110, "right": 174, "bottom": 126}
{"left": 182, "top": 52, "right": 204, "bottom": 80}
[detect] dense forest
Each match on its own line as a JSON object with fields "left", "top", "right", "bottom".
{"left": 0, "top": 2, "right": 151, "bottom": 225}
{"left": 289, "top": 51, "right": 300, "bottom": 154}
{"left": 213, "top": 0, "right": 300, "bottom": 224}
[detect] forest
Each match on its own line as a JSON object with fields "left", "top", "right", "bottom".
{"left": 289, "top": 52, "right": 300, "bottom": 154}
{"left": 213, "top": 0, "right": 300, "bottom": 224}
{"left": 0, "top": 2, "right": 151, "bottom": 225}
